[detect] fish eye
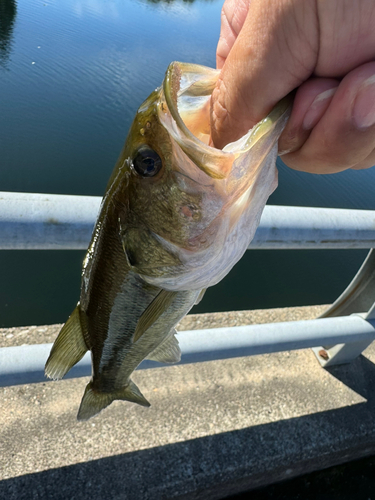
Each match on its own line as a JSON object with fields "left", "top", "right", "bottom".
{"left": 132, "top": 146, "right": 162, "bottom": 177}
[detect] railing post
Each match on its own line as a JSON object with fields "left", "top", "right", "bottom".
{"left": 313, "top": 249, "right": 375, "bottom": 367}
{"left": 312, "top": 321, "right": 375, "bottom": 367}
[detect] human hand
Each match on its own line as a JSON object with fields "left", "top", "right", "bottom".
{"left": 210, "top": 0, "right": 375, "bottom": 173}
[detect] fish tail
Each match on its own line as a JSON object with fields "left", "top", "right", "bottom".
{"left": 45, "top": 303, "right": 88, "bottom": 380}
{"left": 77, "top": 379, "right": 151, "bottom": 421}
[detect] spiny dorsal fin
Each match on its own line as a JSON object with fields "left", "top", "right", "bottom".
{"left": 147, "top": 330, "right": 181, "bottom": 363}
{"left": 77, "top": 379, "right": 150, "bottom": 421}
{"left": 134, "top": 289, "right": 178, "bottom": 342}
{"left": 45, "top": 303, "right": 88, "bottom": 380}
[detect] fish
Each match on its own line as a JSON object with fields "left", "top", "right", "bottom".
{"left": 45, "top": 62, "right": 291, "bottom": 420}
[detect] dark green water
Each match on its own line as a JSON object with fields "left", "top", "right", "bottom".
{"left": 0, "top": 0, "right": 374, "bottom": 327}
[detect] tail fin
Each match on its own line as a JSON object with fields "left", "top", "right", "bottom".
{"left": 77, "top": 379, "right": 150, "bottom": 421}
{"left": 45, "top": 303, "right": 88, "bottom": 380}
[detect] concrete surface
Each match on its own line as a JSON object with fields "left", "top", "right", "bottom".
{"left": 2, "top": 305, "right": 375, "bottom": 499}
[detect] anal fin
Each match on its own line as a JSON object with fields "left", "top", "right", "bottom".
{"left": 195, "top": 288, "right": 206, "bottom": 305}
{"left": 77, "top": 379, "right": 150, "bottom": 421}
{"left": 147, "top": 329, "right": 181, "bottom": 363}
{"left": 45, "top": 303, "right": 88, "bottom": 380}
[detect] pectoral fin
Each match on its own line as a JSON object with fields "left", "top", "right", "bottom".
{"left": 134, "top": 289, "right": 178, "bottom": 342}
{"left": 45, "top": 303, "right": 88, "bottom": 380}
{"left": 147, "top": 330, "right": 181, "bottom": 363}
{"left": 77, "top": 379, "right": 150, "bottom": 421}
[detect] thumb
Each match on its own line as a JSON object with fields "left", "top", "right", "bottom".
{"left": 210, "top": 0, "right": 319, "bottom": 149}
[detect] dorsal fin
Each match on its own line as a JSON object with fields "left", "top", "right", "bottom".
{"left": 45, "top": 303, "right": 88, "bottom": 380}
{"left": 147, "top": 330, "right": 181, "bottom": 363}
{"left": 134, "top": 289, "right": 178, "bottom": 342}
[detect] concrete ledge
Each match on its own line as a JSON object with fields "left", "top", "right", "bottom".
{"left": 2, "top": 305, "right": 375, "bottom": 499}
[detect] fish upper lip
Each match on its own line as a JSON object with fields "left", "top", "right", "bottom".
{"left": 162, "top": 62, "right": 221, "bottom": 154}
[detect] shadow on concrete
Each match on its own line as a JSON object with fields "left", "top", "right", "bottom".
{"left": 2, "top": 355, "right": 375, "bottom": 500}
{"left": 325, "top": 354, "right": 374, "bottom": 401}
{"left": 228, "top": 355, "right": 375, "bottom": 500}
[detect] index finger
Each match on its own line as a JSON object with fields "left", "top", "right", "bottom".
{"left": 211, "top": 0, "right": 319, "bottom": 149}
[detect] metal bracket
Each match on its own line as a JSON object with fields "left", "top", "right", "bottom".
{"left": 312, "top": 334, "right": 374, "bottom": 367}
{"left": 313, "top": 249, "right": 375, "bottom": 367}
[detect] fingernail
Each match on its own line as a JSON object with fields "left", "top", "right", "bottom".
{"left": 353, "top": 75, "right": 375, "bottom": 130}
{"left": 302, "top": 87, "right": 338, "bottom": 130}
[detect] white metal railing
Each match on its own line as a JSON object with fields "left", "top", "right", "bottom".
{"left": 0, "top": 191, "right": 375, "bottom": 387}
{"left": 1, "top": 315, "right": 375, "bottom": 387}
{"left": 1, "top": 191, "right": 375, "bottom": 250}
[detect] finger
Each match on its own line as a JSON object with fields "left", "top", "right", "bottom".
{"left": 282, "top": 62, "right": 375, "bottom": 174}
{"left": 216, "top": 0, "right": 250, "bottom": 69}
{"left": 351, "top": 149, "right": 375, "bottom": 170}
{"left": 211, "top": 0, "right": 319, "bottom": 149}
{"left": 278, "top": 78, "right": 339, "bottom": 155}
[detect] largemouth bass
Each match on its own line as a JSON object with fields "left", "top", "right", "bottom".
{"left": 45, "top": 62, "right": 290, "bottom": 420}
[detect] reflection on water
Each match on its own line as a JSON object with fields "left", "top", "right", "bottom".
{"left": 0, "top": 0, "right": 17, "bottom": 67}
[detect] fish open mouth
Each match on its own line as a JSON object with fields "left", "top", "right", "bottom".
{"left": 161, "top": 61, "right": 234, "bottom": 179}
{"left": 161, "top": 61, "right": 292, "bottom": 181}
{"left": 163, "top": 62, "right": 218, "bottom": 146}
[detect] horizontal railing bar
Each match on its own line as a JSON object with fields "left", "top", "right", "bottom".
{"left": 0, "top": 192, "right": 101, "bottom": 250}
{"left": 252, "top": 205, "right": 375, "bottom": 249}
{"left": 1, "top": 315, "right": 374, "bottom": 387}
{"left": 0, "top": 192, "right": 374, "bottom": 250}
